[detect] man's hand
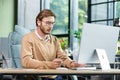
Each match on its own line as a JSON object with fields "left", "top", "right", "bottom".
{"left": 70, "top": 61, "right": 86, "bottom": 68}
{"left": 51, "top": 58, "right": 63, "bottom": 69}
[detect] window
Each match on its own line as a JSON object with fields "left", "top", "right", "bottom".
{"left": 88, "top": 0, "right": 116, "bottom": 26}
{"left": 50, "top": 0, "right": 69, "bottom": 35}
{"left": 115, "top": 1, "right": 120, "bottom": 18}
{"left": 50, "top": 0, "right": 87, "bottom": 46}
{"left": 50, "top": 0, "right": 70, "bottom": 48}
{"left": 78, "top": 0, "right": 88, "bottom": 41}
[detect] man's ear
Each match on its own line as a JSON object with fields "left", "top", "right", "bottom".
{"left": 38, "top": 22, "right": 40, "bottom": 26}
{"left": 37, "top": 20, "right": 41, "bottom": 26}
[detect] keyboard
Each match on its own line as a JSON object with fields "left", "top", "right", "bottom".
{"left": 56, "top": 66, "right": 97, "bottom": 70}
{"left": 56, "top": 67, "right": 68, "bottom": 70}
{"left": 76, "top": 67, "right": 97, "bottom": 70}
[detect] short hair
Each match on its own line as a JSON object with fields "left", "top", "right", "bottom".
{"left": 36, "top": 9, "right": 56, "bottom": 26}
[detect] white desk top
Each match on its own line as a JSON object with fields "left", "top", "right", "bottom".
{"left": 0, "top": 68, "right": 120, "bottom": 75}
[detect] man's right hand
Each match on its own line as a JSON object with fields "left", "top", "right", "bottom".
{"left": 51, "top": 58, "right": 63, "bottom": 69}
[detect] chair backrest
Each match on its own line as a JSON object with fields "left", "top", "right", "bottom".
{"left": 8, "top": 25, "right": 30, "bottom": 68}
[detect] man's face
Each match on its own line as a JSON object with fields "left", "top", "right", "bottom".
{"left": 38, "top": 16, "right": 55, "bottom": 35}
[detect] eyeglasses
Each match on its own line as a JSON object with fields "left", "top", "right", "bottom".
{"left": 42, "top": 21, "right": 55, "bottom": 26}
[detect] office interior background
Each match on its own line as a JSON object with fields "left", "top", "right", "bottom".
{"left": 0, "top": 0, "right": 120, "bottom": 60}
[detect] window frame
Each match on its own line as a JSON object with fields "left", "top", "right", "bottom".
{"left": 88, "top": 0, "right": 119, "bottom": 26}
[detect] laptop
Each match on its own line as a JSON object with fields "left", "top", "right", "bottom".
{"left": 77, "top": 49, "right": 111, "bottom": 70}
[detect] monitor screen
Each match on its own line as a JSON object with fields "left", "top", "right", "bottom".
{"left": 78, "top": 23, "right": 119, "bottom": 64}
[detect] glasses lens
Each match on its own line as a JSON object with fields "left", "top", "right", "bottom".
{"left": 46, "top": 21, "right": 54, "bottom": 25}
{"left": 42, "top": 21, "right": 55, "bottom": 26}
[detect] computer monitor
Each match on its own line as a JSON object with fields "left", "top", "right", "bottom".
{"left": 78, "top": 23, "right": 120, "bottom": 64}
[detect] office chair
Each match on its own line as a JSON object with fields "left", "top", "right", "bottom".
{"left": 8, "top": 25, "right": 30, "bottom": 80}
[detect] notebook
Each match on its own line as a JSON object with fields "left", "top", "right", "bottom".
{"left": 77, "top": 49, "right": 111, "bottom": 70}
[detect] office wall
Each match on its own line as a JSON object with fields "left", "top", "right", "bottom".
{"left": 0, "top": 0, "right": 14, "bottom": 37}
{"left": 0, "top": 0, "right": 15, "bottom": 60}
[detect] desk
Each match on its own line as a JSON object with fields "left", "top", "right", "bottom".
{"left": 0, "top": 68, "right": 120, "bottom": 75}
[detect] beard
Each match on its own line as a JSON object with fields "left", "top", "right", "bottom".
{"left": 40, "top": 25, "right": 52, "bottom": 35}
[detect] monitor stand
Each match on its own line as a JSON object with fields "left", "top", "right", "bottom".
{"left": 95, "top": 49, "right": 111, "bottom": 70}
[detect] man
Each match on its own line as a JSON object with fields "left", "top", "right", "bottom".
{"left": 21, "top": 9, "right": 85, "bottom": 80}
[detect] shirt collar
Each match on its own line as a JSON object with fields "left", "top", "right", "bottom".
{"left": 35, "top": 30, "right": 50, "bottom": 41}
